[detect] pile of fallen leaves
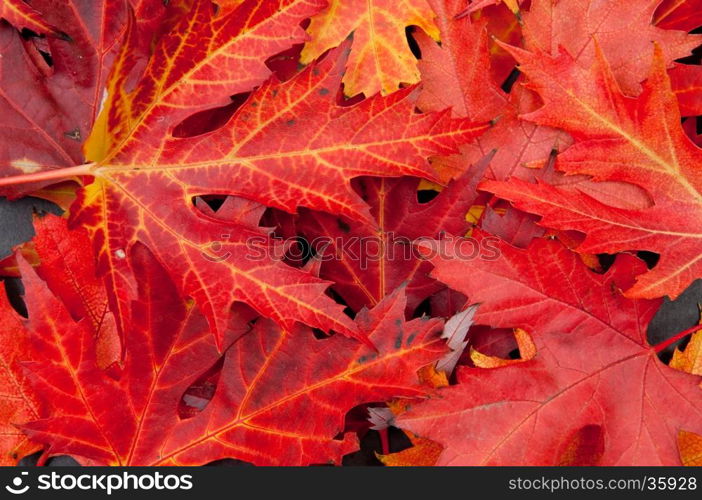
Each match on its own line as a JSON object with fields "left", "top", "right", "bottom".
{"left": 1, "top": 0, "right": 702, "bottom": 466}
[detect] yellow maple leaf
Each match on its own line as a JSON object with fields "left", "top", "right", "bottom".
{"left": 301, "top": 0, "right": 439, "bottom": 96}
{"left": 671, "top": 307, "right": 702, "bottom": 376}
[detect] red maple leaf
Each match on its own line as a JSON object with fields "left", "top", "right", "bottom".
{"left": 398, "top": 233, "right": 702, "bottom": 465}
{"left": 0, "top": 0, "right": 178, "bottom": 191}
{"left": 296, "top": 154, "right": 491, "bottom": 315}
{"left": 0, "top": 284, "right": 40, "bottom": 465}
{"left": 10, "top": 249, "right": 446, "bottom": 465}
{"left": 522, "top": 0, "right": 701, "bottom": 95}
{"left": 670, "top": 63, "right": 702, "bottom": 116}
{"left": 1, "top": 0, "right": 701, "bottom": 468}
{"left": 483, "top": 44, "right": 702, "bottom": 300}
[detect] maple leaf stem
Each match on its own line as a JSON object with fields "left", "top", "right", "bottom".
{"left": 652, "top": 324, "right": 702, "bottom": 353}
{"left": 379, "top": 427, "right": 390, "bottom": 456}
{"left": 0, "top": 164, "right": 93, "bottom": 187}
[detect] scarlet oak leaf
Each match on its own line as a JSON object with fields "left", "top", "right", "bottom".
{"left": 17, "top": 250, "right": 446, "bottom": 465}
{"left": 522, "top": 0, "right": 701, "bottom": 94}
{"left": 72, "top": 38, "right": 487, "bottom": 342}
{"left": 0, "top": 284, "right": 40, "bottom": 465}
{"left": 483, "top": 45, "right": 702, "bottom": 300}
{"left": 296, "top": 155, "right": 490, "bottom": 315}
{"left": 299, "top": 0, "right": 439, "bottom": 97}
{"left": 400, "top": 234, "right": 702, "bottom": 465}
